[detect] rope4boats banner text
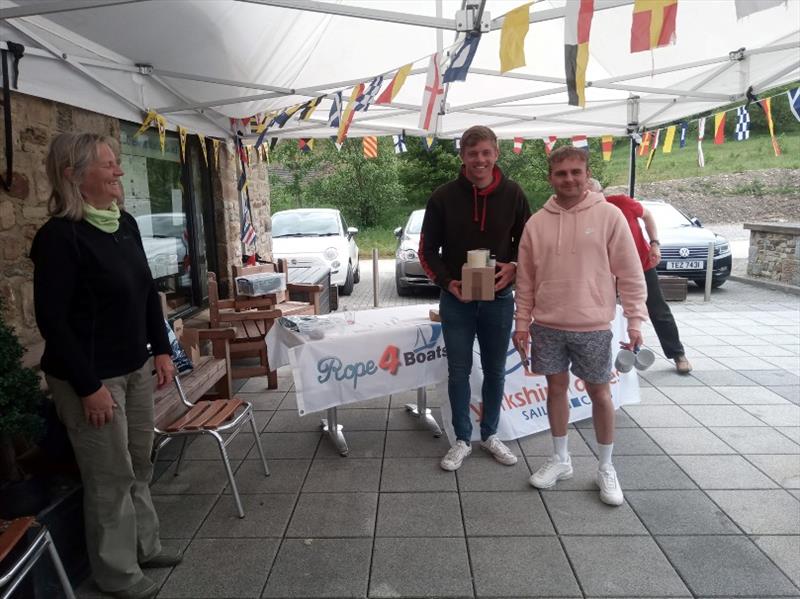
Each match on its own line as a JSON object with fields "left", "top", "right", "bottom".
{"left": 440, "top": 305, "right": 640, "bottom": 443}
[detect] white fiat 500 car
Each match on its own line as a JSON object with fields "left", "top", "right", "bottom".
{"left": 270, "top": 208, "right": 360, "bottom": 295}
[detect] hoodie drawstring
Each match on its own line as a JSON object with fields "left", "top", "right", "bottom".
{"left": 556, "top": 211, "right": 562, "bottom": 255}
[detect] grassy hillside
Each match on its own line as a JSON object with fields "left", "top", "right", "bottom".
{"left": 603, "top": 132, "right": 800, "bottom": 187}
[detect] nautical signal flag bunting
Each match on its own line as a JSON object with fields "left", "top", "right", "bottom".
{"left": 630, "top": 0, "right": 678, "bottom": 53}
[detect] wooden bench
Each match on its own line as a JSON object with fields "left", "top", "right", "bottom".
{"left": 233, "top": 261, "right": 324, "bottom": 315}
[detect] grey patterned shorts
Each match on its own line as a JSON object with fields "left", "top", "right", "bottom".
{"left": 530, "top": 323, "right": 613, "bottom": 384}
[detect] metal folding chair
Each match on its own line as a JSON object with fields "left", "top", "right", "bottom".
{"left": 0, "top": 517, "right": 75, "bottom": 599}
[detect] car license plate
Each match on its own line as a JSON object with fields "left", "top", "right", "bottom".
{"left": 666, "top": 260, "right": 704, "bottom": 270}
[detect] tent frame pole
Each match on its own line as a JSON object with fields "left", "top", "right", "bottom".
{"left": 627, "top": 96, "right": 640, "bottom": 198}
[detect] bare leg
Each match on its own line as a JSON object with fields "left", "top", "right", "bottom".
{"left": 545, "top": 372, "right": 570, "bottom": 437}
{"left": 586, "top": 381, "right": 614, "bottom": 444}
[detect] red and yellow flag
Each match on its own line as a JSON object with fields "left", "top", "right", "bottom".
{"left": 337, "top": 84, "right": 364, "bottom": 144}
{"left": 630, "top": 0, "right": 678, "bottom": 53}
{"left": 601, "top": 136, "right": 613, "bottom": 161}
{"left": 564, "top": 0, "right": 595, "bottom": 107}
{"left": 376, "top": 63, "right": 412, "bottom": 105}
{"left": 759, "top": 98, "right": 782, "bottom": 156}
{"left": 714, "top": 112, "right": 726, "bottom": 144}
{"left": 363, "top": 136, "right": 378, "bottom": 159}
{"left": 638, "top": 131, "right": 652, "bottom": 156}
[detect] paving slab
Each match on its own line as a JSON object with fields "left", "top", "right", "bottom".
{"left": 159, "top": 538, "right": 278, "bottom": 598}
{"left": 455, "top": 453, "right": 533, "bottom": 491}
{"left": 657, "top": 535, "right": 798, "bottom": 597}
{"left": 612, "top": 455, "right": 698, "bottom": 490}
{"left": 707, "top": 489, "right": 800, "bottom": 534}
{"left": 656, "top": 385, "right": 730, "bottom": 405}
{"left": 579, "top": 427, "right": 664, "bottom": 455}
{"left": 681, "top": 404, "right": 766, "bottom": 427}
{"left": 709, "top": 426, "right": 800, "bottom": 454}
{"left": 741, "top": 403, "right": 800, "bottom": 427}
{"left": 262, "top": 538, "right": 371, "bottom": 598}
{"left": 181, "top": 432, "right": 256, "bottom": 460}
{"left": 383, "top": 430, "right": 451, "bottom": 458}
{"left": 752, "top": 535, "right": 800, "bottom": 587}
{"left": 369, "top": 537, "right": 473, "bottom": 598}
{"left": 542, "top": 490, "right": 647, "bottom": 535}
{"left": 622, "top": 405, "right": 701, "bottom": 428}
{"left": 691, "top": 370, "right": 762, "bottom": 386}
{"left": 745, "top": 454, "right": 800, "bottom": 488}
{"left": 197, "top": 493, "right": 295, "bottom": 538}
{"left": 743, "top": 369, "right": 800, "bottom": 386}
{"left": 627, "top": 489, "right": 741, "bottom": 535}
{"left": 379, "top": 457, "right": 457, "bottom": 492}
{"left": 469, "top": 536, "right": 580, "bottom": 598}
{"left": 151, "top": 494, "right": 217, "bottom": 539}
{"left": 286, "top": 492, "right": 377, "bottom": 538}
{"left": 151, "top": 458, "right": 238, "bottom": 496}
{"left": 253, "top": 432, "right": 321, "bottom": 459}
{"left": 302, "top": 458, "right": 382, "bottom": 492}
{"left": 644, "top": 427, "right": 735, "bottom": 454}
{"left": 714, "top": 385, "right": 794, "bottom": 405}
{"left": 315, "top": 430, "right": 388, "bottom": 458}
{"left": 376, "top": 492, "right": 464, "bottom": 537}
{"left": 227, "top": 458, "right": 309, "bottom": 494}
{"left": 461, "top": 491, "right": 554, "bottom": 536}
{"left": 562, "top": 535, "right": 690, "bottom": 597}
{"left": 519, "top": 429, "right": 594, "bottom": 456}
{"left": 672, "top": 454, "right": 780, "bottom": 489}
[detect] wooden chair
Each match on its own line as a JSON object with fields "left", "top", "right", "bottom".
{"left": 0, "top": 518, "right": 75, "bottom": 599}
{"left": 232, "top": 261, "right": 324, "bottom": 315}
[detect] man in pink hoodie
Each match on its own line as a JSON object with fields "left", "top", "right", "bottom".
{"left": 513, "top": 146, "right": 647, "bottom": 506}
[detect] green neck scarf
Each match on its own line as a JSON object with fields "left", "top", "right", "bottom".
{"left": 83, "top": 201, "right": 121, "bottom": 233}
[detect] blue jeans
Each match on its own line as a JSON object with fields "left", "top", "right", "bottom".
{"left": 440, "top": 288, "right": 513, "bottom": 442}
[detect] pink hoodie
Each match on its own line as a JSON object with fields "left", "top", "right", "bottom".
{"left": 514, "top": 191, "right": 647, "bottom": 333}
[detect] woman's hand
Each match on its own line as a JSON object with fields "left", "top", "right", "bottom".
{"left": 154, "top": 354, "right": 175, "bottom": 389}
{"left": 82, "top": 385, "right": 115, "bottom": 428}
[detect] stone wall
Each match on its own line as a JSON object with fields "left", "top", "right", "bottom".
{"left": 745, "top": 223, "right": 800, "bottom": 287}
{"left": 0, "top": 91, "right": 270, "bottom": 355}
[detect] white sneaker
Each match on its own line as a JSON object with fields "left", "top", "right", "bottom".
{"left": 440, "top": 440, "right": 472, "bottom": 471}
{"left": 529, "top": 455, "right": 573, "bottom": 489}
{"left": 480, "top": 435, "right": 518, "bottom": 466}
{"left": 597, "top": 464, "right": 624, "bottom": 506}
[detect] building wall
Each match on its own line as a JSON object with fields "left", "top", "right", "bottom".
{"left": 0, "top": 91, "right": 270, "bottom": 355}
{"left": 745, "top": 223, "right": 800, "bottom": 287}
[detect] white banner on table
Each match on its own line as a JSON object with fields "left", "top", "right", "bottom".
{"left": 285, "top": 306, "right": 448, "bottom": 415}
{"left": 440, "top": 307, "right": 640, "bottom": 443}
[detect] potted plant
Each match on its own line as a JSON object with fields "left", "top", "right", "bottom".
{"left": 0, "top": 297, "right": 45, "bottom": 485}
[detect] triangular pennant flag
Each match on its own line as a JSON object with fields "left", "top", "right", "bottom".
{"left": 679, "top": 120, "right": 688, "bottom": 148}
{"left": 564, "top": 0, "right": 595, "bottom": 107}
{"left": 787, "top": 87, "right": 800, "bottom": 122}
{"left": 571, "top": 135, "right": 588, "bottom": 150}
{"left": 662, "top": 125, "right": 676, "bottom": 153}
{"left": 631, "top": 0, "right": 678, "bottom": 53}
{"left": 513, "top": 137, "right": 524, "bottom": 154}
{"left": 499, "top": 2, "right": 532, "bottom": 73}
{"left": 274, "top": 105, "right": 302, "bottom": 128}
{"left": 363, "top": 136, "right": 378, "bottom": 159}
{"left": 759, "top": 98, "right": 782, "bottom": 156}
{"left": 299, "top": 95, "right": 325, "bottom": 120}
{"left": 197, "top": 133, "right": 208, "bottom": 166}
{"left": 697, "top": 116, "right": 706, "bottom": 167}
{"left": 422, "top": 136, "right": 437, "bottom": 152}
{"left": 735, "top": 106, "right": 750, "bottom": 141}
{"left": 443, "top": 33, "right": 481, "bottom": 83}
{"left": 376, "top": 63, "right": 412, "bottom": 105}
{"left": 298, "top": 138, "right": 314, "bottom": 153}
{"left": 355, "top": 76, "right": 384, "bottom": 112}
{"left": 601, "top": 135, "right": 613, "bottom": 161}
{"left": 135, "top": 110, "right": 158, "bottom": 137}
{"left": 638, "top": 131, "right": 651, "bottom": 156}
{"left": 542, "top": 136, "right": 557, "bottom": 155}
{"left": 393, "top": 133, "right": 407, "bottom": 154}
{"left": 212, "top": 139, "right": 220, "bottom": 167}
{"left": 419, "top": 53, "right": 444, "bottom": 132}
{"left": 178, "top": 126, "right": 188, "bottom": 162}
{"left": 646, "top": 129, "right": 660, "bottom": 169}
{"left": 338, "top": 84, "right": 363, "bottom": 144}
{"left": 328, "top": 91, "right": 343, "bottom": 128}
{"left": 334, "top": 141, "right": 344, "bottom": 152}
{"left": 269, "top": 138, "right": 279, "bottom": 152}
{"left": 714, "top": 112, "right": 726, "bottom": 144}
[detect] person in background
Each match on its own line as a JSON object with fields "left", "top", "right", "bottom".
{"left": 513, "top": 146, "right": 647, "bottom": 506}
{"left": 31, "top": 132, "right": 179, "bottom": 599}
{"left": 419, "top": 125, "right": 531, "bottom": 471}
{"left": 587, "top": 178, "right": 692, "bottom": 374}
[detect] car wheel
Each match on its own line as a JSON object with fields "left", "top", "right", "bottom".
{"left": 340, "top": 263, "right": 355, "bottom": 296}
{"left": 353, "top": 263, "right": 360, "bottom": 284}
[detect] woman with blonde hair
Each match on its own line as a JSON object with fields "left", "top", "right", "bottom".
{"left": 31, "top": 132, "right": 178, "bottom": 599}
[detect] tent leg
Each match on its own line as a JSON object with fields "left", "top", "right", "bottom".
{"left": 627, "top": 136, "right": 637, "bottom": 198}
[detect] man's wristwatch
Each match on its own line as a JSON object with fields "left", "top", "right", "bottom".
{"left": 649, "top": 240, "right": 660, "bottom": 246}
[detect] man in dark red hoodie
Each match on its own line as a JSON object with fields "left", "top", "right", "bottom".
{"left": 419, "top": 125, "right": 532, "bottom": 471}
{"left": 588, "top": 179, "right": 692, "bottom": 374}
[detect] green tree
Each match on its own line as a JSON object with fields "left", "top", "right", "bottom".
{"left": 268, "top": 139, "right": 330, "bottom": 211}
{"left": 308, "top": 137, "right": 405, "bottom": 228}
{"left": 397, "top": 138, "right": 461, "bottom": 208}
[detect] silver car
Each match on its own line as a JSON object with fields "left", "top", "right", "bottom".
{"left": 394, "top": 209, "right": 436, "bottom": 296}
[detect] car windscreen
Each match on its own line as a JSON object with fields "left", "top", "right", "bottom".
{"left": 405, "top": 210, "right": 425, "bottom": 235}
{"left": 646, "top": 203, "right": 693, "bottom": 228}
{"left": 272, "top": 212, "right": 340, "bottom": 237}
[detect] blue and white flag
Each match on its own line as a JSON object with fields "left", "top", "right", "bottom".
{"left": 443, "top": 33, "right": 481, "bottom": 83}
{"left": 735, "top": 106, "right": 750, "bottom": 141}
{"left": 328, "top": 92, "right": 342, "bottom": 128}
{"left": 788, "top": 87, "right": 800, "bottom": 122}
{"left": 393, "top": 133, "right": 407, "bottom": 154}
{"left": 355, "top": 76, "right": 384, "bottom": 112}
{"left": 679, "top": 120, "right": 688, "bottom": 148}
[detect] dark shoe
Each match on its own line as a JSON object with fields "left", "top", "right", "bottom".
{"left": 140, "top": 546, "right": 183, "bottom": 569}
{"left": 108, "top": 576, "right": 158, "bottom": 599}
{"left": 674, "top": 355, "right": 692, "bottom": 374}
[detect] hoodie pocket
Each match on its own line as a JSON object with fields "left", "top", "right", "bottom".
{"left": 534, "top": 278, "right": 614, "bottom": 326}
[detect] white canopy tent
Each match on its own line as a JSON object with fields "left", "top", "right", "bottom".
{"left": 1, "top": 0, "right": 798, "bottom": 142}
